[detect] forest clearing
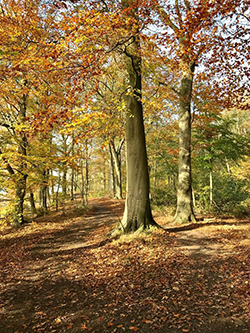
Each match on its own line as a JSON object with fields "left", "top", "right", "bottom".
{"left": 0, "top": 197, "right": 249, "bottom": 333}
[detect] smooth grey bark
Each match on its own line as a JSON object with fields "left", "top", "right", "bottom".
{"left": 120, "top": 0, "right": 157, "bottom": 232}
{"left": 109, "top": 139, "right": 123, "bottom": 199}
{"left": 156, "top": 3, "right": 196, "bottom": 224}
{"left": 174, "top": 61, "right": 196, "bottom": 223}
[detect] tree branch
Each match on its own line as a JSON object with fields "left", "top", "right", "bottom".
{"left": 158, "top": 81, "right": 180, "bottom": 95}
{"left": 0, "top": 148, "right": 15, "bottom": 175}
{"left": 184, "top": 0, "right": 191, "bottom": 11}
{"left": 0, "top": 123, "right": 11, "bottom": 129}
{"left": 157, "top": 7, "right": 179, "bottom": 32}
{"left": 175, "top": 0, "right": 183, "bottom": 29}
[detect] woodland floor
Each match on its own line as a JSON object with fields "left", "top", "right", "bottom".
{"left": 0, "top": 197, "right": 249, "bottom": 333}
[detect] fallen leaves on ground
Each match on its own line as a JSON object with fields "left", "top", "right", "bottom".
{"left": 0, "top": 197, "right": 249, "bottom": 332}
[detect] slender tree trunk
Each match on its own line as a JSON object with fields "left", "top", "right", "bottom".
{"left": 71, "top": 170, "right": 74, "bottom": 201}
{"left": 71, "top": 132, "right": 75, "bottom": 201}
{"left": 81, "top": 161, "right": 85, "bottom": 205}
{"left": 62, "top": 166, "right": 67, "bottom": 197}
{"left": 110, "top": 140, "right": 123, "bottom": 199}
{"left": 13, "top": 94, "right": 28, "bottom": 225}
{"left": 14, "top": 174, "right": 27, "bottom": 225}
{"left": 225, "top": 158, "right": 231, "bottom": 174}
{"left": 209, "top": 160, "right": 213, "bottom": 208}
{"left": 61, "top": 134, "right": 69, "bottom": 197}
{"left": 192, "top": 187, "right": 196, "bottom": 208}
{"left": 109, "top": 143, "right": 116, "bottom": 197}
{"left": 120, "top": 0, "right": 156, "bottom": 232}
{"left": 30, "top": 191, "right": 37, "bottom": 215}
{"left": 174, "top": 61, "right": 196, "bottom": 223}
{"left": 74, "top": 172, "right": 78, "bottom": 192}
{"left": 85, "top": 155, "right": 89, "bottom": 205}
{"left": 55, "top": 174, "right": 61, "bottom": 211}
{"left": 81, "top": 143, "right": 89, "bottom": 205}
{"left": 51, "top": 170, "right": 55, "bottom": 197}
{"left": 39, "top": 170, "right": 48, "bottom": 212}
{"left": 103, "top": 160, "right": 107, "bottom": 192}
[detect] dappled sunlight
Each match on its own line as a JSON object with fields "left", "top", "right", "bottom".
{"left": 0, "top": 198, "right": 249, "bottom": 332}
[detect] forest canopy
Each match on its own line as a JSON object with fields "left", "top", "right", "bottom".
{"left": 0, "top": 0, "right": 249, "bottom": 228}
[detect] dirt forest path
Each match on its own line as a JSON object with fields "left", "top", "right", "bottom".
{"left": 0, "top": 197, "right": 249, "bottom": 333}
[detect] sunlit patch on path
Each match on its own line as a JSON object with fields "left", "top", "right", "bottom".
{"left": 0, "top": 198, "right": 249, "bottom": 333}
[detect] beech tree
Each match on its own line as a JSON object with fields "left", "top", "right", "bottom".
{"left": 118, "top": 0, "right": 157, "bottom": 232}
{"left": 0, "top": 0, "right": 72, "bottom": 222}
{"left": 0, "top": 1, "right": 34, "bottom": 224}
{"left": 60, "top": 0, "right": 157, "bottom": 231}
{"left": 155, "top": 0, "right": 249, "bottom": 223}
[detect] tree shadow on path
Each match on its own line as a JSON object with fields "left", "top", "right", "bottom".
{"left": 0, "top": 198, "right": 249, "bottom": 333}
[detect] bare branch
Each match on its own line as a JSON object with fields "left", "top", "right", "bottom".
{"left": 175, "top": 0, "right": 183, "bottom": 29}
{"left": 0, "top": 123, "right": 13, "bottom": 129}
{"left": 158, "top": 81, "right": 180, "bottom": 95}
{"left": 157, "top": 7, "right": 179, "bottom": 32}
{"left": 184, "top": 0, "right": 191, "bottom": 11}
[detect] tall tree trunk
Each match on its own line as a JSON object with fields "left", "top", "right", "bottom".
{"left": 51, "top": 170, "right": 55, "bottom": 197}
{"left": 71, "top": 132, "right": 75, "bottom": 201}
{"left": 74, "top": 172, "right": 78, "bottom": 192}
{"left": 174, "top": 61, "right": 196, "bottom": 223}
{"left": 55, "top": 173, "right": 61, "bottom": 211}
{"left": 13, "top": 94, "right": 28, "bottom": 225}
{"left": 103, "top": 159, "right": 107, "bottom": 192}
{"left": 62, "top": 166, "right": 67, "bottom": 197}
{"left": 30, "top": 191, "right": 37, "bottom": 215}
{"left": 209, "top": 160, "right": 213, "bottom": 208}
{"left": 109, "top": 143, "right": 116, "bottom": 197}
{"left": 80, "top": 161, "right": 85, "bottom": 204}
{"left": 71, "top": 170, "right": 74, "bottom": 201}
{"left": 39, "top": 169, "right": 48, "bottom": 212}
{"left": 120, "top": 0, "right": 156, "bottom": 232}
{"left": 156, "top": 3, "right": 196, "bottom": 224}
{"left": 61, "top": 134, "right": 68, "bottom": 197}
{"left": 109, "top": 140, "right": 123, "bottom": 199}
{"left": 192, "top": 187, "right": 196, "bottom": 208}
{"left": 14, "top": 174, "right": 27, "bottom": 225}
{"left": 85, "top": 152, "right": 89, "bottom": 205}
